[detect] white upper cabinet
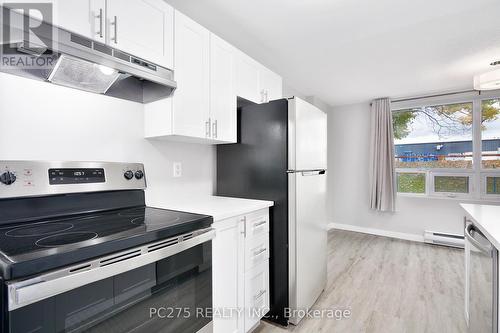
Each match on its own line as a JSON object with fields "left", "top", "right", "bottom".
{"left": 210, "top": 34, "right": 237, "bottom": 143}
{"left": 172, "top": 10, "right": 210, "bottom": 139}
{"left": 235, "top": 51, "right": 261, "bottom": 104}
{"left": 146, "top": 14, "right": 238, "bottom": 144}
{"left": 259, "top": 66, "right": 282, "bottom": 102}
{"left": 107, "top": 0, "right": 173, "bottom": 69}
{"left": 56, "top": 0, "right": 106, "bottom": 43}
{"left": 235, "top": 50, "right": 282, "bottom": 104}
{"left": 52, "top": 0, "right": 174, "bottom": 68}
{"left": 137, "top": 8, "right": 282, "bottom": 144}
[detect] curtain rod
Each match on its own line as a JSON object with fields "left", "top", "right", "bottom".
{"left": 391, "top": 89, "right": 478, "bottom": 103}
{"left": 370, "top": 89, "right": 479, "bottom": 106}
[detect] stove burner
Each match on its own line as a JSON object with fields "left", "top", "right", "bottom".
{"left": 6, "top": 223, "right": 74, "bottom": 237}
{"left": 36, "top": 232, "right": 98, "bottom": 248}
{"left": 131, "top": 216, "right": 181, "bottom": 225}
{"left": 118, "top": 208, "right": 148, "bottom": 217}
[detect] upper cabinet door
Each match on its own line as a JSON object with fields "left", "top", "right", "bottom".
{"left": 106, "top": 0, "right": 173, "bottom": 69}
{"left": 259, "top": 66, "right": 283, "bottom": 102}
{"left": 56, "top": 0, "right": 106, "bottom": 43}
{"left": 172, "top": 10, "right": 210, "bottom": 139}
{"left": 210, "top": 33, "right": 236, "bottom": 143}
{"left": 235, "top": 51, "right": 261, "bottom": 104}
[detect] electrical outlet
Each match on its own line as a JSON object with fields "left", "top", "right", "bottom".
{"left": 173, "top": 162, "right": 182, "bottom": 178}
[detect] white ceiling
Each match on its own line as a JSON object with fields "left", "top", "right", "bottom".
{"left": 165, "top": 0, "right": 500, "bottom": 106}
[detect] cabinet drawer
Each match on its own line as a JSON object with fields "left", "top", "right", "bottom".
{"left": 244, "top": 260, "right": 270, "bottom": 332}
{"left": 245, "top": 210, "right": 269, "bottom": 239}
{"left": 245, "top": 232, "right": 269, "bottom": 272}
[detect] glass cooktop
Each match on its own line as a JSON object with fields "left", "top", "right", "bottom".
{"left": 0, "top": 206, "right": 210, "bottom": 262}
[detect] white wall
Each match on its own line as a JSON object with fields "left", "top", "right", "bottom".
{"left": 328, "top": 102, "right": 468, "bottom": 240}
{"left": 0, "top": 73, "right": 216, "bottom": 206}
{"left": 283, "top": 83, "right": 333, "bottom": 113}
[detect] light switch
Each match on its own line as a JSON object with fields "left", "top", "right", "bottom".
{"left": 173, "top": 162, "right": 182, "bottom": 178}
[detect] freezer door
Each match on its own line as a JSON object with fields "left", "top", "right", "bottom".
{"left": 288, "top": 170, "right": 327, "bottom": 325}
{"left": 288, "top": 97, "right": 327, "bottom": 170}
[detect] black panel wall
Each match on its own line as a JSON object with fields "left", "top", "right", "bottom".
{"left": 217, "top": 98, "right": 290, "bottom": 326}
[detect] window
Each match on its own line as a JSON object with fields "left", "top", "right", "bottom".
{"left": 397, "top": 172, "right": 425, "bottom": 194}
{"left": 481, "top": 99, "right": 500, "bottom": 169}
{"left": 433, "top": 175, "right": 470, "bottom": 194}
{"left": 392, "top": 94, "right": 500, "bottom": 199}
{"left": 486, "top": 176, "right": 500, "bottom": 195}
{"left": 394, "top": 102, "right": 473, "bottom": 169}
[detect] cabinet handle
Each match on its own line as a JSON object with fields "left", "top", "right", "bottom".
{"left": 265, "top": 90, "right": 269, "bottom": 102}
{"left": 241, "top": 217, "right": 247, "bottom": 237}
{"left": 96, "top": 8, "right": 103, "bottom": 38}
{"left": 260, "top": 89, "right": 265, "bottom": 103}
{"left": 205, "top": 118, "right": 211, "bottom": 138}
{"left": 212, "top": 119, "right": 218, "bottom": 139}
{"left": 111, "top": 16, "right": 118, "bottom": 44}
{"left": 253, "top": 247, "right": 266, "bottom": 257}
{"left": 253, "top": 221, "right": 267, "bottom": 229}
{"left": 254, "top": 289, "right": 266, "bottom": 300}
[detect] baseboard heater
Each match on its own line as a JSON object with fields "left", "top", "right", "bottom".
{"left": 424, "top": 230, "right": 464, "bottom": 248}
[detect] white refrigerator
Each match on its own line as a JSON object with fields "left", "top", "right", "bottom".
{"left": 287, "top": 97, "right": 328, "bottom": 325}
{"left": 216, "top": 96, "right": 328, "bottom": 326}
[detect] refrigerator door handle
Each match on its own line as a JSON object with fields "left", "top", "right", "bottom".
{"left": 287, "top": 169, "right": 326, "bottom": 176}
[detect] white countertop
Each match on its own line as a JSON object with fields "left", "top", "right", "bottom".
{"left": 150, "top": 195, "right": 274, "bottom": 222}
{"left": 461, "top": 203, "right": 500, "bottom": 249}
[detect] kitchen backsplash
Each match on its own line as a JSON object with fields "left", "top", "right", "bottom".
{"left": 0, "top": 73, "right": 216, "bottom": 205}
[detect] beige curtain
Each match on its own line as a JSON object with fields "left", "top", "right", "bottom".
{"left": 369, "top": 98, "right": 396, "bottom": 212}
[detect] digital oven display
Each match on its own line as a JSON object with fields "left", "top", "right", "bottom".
{"left": 48, "top": 168, "right": 105, "bottom": 185}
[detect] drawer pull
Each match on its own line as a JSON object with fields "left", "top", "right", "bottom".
{"left": 254, "top": 289, "right": 266, "bottom": 300}
{"left": 241, "top": 217, "right": 247, "bottom": 237}
{"left": 253, "top": 248, "right": 267, "bottom": 257}
{"left": 253, "top": 221, "right": 267, "bottom": 229}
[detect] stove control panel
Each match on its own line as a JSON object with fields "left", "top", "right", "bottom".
{"left": 49, "top": 168, "right": 105, "bottom": 185}
{"left": 0, "top": 161, "right": 146, "bottom": 199}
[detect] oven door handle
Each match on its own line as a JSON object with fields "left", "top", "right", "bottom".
{"left": 465, "top": 223, "right": 492, "bottom": 254}
{"left": 7, "top": 228, "right": 215, "bottom": 311}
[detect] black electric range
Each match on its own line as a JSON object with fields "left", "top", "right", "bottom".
{"left": 0, "top": 161, "right": 214, "bottom": 333}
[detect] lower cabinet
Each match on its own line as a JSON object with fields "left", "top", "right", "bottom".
{"left": 244, "top": 260, "right": 270, "bottom": 332}
{"left": 213, "top": 215, "right": 245, "bottom": 333}
{"left": 212, "top": 209, "right": 270, "bottom": 333}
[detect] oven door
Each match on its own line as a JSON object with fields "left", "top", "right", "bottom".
{"left": 6, "top": 228, "right": 214, "bottom": 333}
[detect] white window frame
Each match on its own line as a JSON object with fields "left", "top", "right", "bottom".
{"left": 392, "top": 89, "right": 500, "bottom": 201}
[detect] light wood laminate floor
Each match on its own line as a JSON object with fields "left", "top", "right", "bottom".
{"left": 255, "top": 230, "right": 466, "bottom": 333}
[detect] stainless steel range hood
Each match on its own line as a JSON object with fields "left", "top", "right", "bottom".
{"left": 0, "top": 7, "right": 176, "bottom": 103}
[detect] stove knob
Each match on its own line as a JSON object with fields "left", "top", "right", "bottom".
{"left": 0, "top": 171, "right": 16, "bottom": 185}
{"left": 124, "top": 170, "right": 134, "bottom": 180}
{"left": 134, "top": 170, "right": 144, "bottom": 180}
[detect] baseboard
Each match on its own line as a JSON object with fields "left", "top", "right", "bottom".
{"left": 328, "top": 223, "right": 425, "bottom": 243}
